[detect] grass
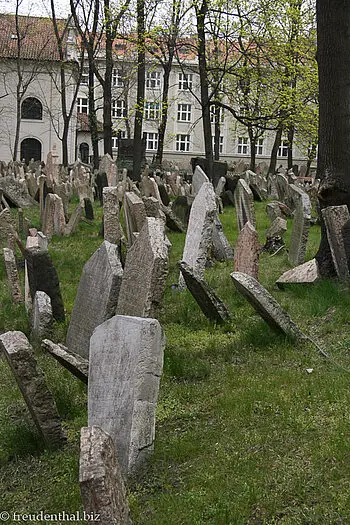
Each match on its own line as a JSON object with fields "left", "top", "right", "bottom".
{"left": 1, "top": 198, "right": 350, "bottom": 524}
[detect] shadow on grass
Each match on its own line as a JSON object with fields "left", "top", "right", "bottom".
{"left": 0, "top": 424, "right": 44, "bottom": 464}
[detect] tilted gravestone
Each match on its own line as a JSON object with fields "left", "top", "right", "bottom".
{"left": 42, "top": 339, "right": 88, "bottom": 384}
{"left": 230, "top": 272, "right": 306, "bottom": 341}
{"left": 42, "top": 193, "right": 66, "bottom": 238}
{"left": 116, "top": 217, "right": 168, "bottom": 318}
{"left": 25, "top": 246, "right": 65, "bottom": 322}
{"left": 192, "top": 165, "right": 209, "bottom": 196}
{"left": 31, "top": 291, "right": 53, "bottom": 340}
{"left": 0, "top": 331, "right": 66, "bottom": 447}
{"left": 88, "top": 315, "right": 165, "bottom": 475}
{"left": 3, "top": 247, "right": 23, "bottom": 303}
{"left": 234, "top": 222, "right": 260, "bottom": 280}
{"left": 234, "top": 179, "right": 256, "bottom": 232}
{"left": 103, "top": 187, "right": 123, "bottom": 245}
{"left": 80, "top": 426, "right": 132, "bottom": 525}
{"left": 0, "top": 208, "right": 16, "bottom": 251}
{"left": 266, "top": 217, "right": 287, "bottom": 239}
{"left": 276, "top": 259, "right": 320, "bottom": 288}
{"left": 179, "top": 182, "right": 216, "bottom": 289}
{"left": 84, "top": 198, "right": 94, "bottom": 221}
{"left": 212, "top": 213, "right": 234, "bottom": 261}
{"left": 66, "top": 241, "right": 123, "bottom": 359}
{"left": 0, "top": 176, "right": 38, "bottom": 208}
{"left": 64, "top": 203, "right": 83, "bottom": 236}
{"left": 289, "top": 192, "right": 311, "bottom": 266}
{"left": 321, "top": 205, "right": 350, "bottom": 280}
{"left": 100, "top": 153, "right": 117, "bottom": 186}
{"left": 123, "top": 192, "right": 147, "bottom": 247}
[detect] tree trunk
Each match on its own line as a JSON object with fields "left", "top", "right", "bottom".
{"left": 287, "top": 125, "right": 294, "bottom": 170}
{"left": 214, "top": 105, "right": 220, "bottom": 161}
{"left": 88, "top": 63, "right": 100, "bottom": 170}
{"left": 268, "top": 126, "right": 283, "bottom": 175}
{"left": 103, "top": 3, "right": 113, "bottom": 156}
{"left": 13, "top": 92, "right": 21, "bottom": 161}
{"left": 155, "top": 62, "right": 172, "bottom": 167}
{"left": 315, "top": 0, "right": 350, "bottom": 275}
{"left": 133, "top": 0, "right": 145, "bottom": 181}
{"left": 248, "top": 127, "right": 256, "bottom": 172}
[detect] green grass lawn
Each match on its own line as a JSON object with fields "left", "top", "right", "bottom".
{"left": 1, "top": 199, "right": 350, "bottom": 524}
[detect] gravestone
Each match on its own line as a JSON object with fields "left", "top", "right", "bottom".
{"left": 276, "top": 259, "right": 320, "bottom": 288}
{"left": 64, "top": 204, "right": 83, "bottom": 236}
{"left": 161, "top": 205, "right": 185, "bottom": 233}
{"left": 95, "top": 172, "right": 109, "bottom": 205}
{"left": 276, "top": 173, "right": 289, "bottom": 203}
{"left": 230, "top": 272, "right": 306, "bottom": 341}
{"left": 3, "top": 247, "right": 23, "bottom": 303}
{"left": 88, "top": 315, "right": 165, "bottom": 475}
{"left": 116, "top": 217, "right": 168, "bottom": 318}
{"left": 25, "top": 246, "right": 65, "bottom": 322}
{"left": 179, "top": 261, "right": 231, "bottom": 323}
{"left": 234, "top": 222, "right": 260, "bottom": 279}
{"left": 45, "top": 146, "right": 59, "bottom": 185}
{"left": 234, "top": 179, "right": 256, "bottom": 231}
{"left": 66, "top": 241, "right": 123, "bottom": 359}
{"left": 215, "top": 176, "right": 226, "bottom": 197}
{"left": 0, "top": 208, "right": 16, "bottom": 251}
{"left": 100, "top": 153, "right": 117, "bottom": 186}
{"left": 124, "top": 192, "right": 147, "bottom": 246}
{"left": 212, "top": 213, "right": 234, "bottom": 261}
{"left": 80, "top": 426, "right": 132, "bottom": 525}
{"left": 0, "top": 176, "right": 37, "bottom": 208}
{"left": 32, "top": 291, "right": 53, "bottom": 339}
{"left": 321, "top": 205, "right": 350, "bottom": 280}
{"left": 84, "top": 198, "right": 94, "bottom": 221}
{"left": 0, "top": 331, "right": 66, "bottom": 447}
{"left": 289, "top": 192, "right": 311, "bottom": 266}
{"left": 171, "top": 196, "right": 193, "bottom": 226}
{"left": 42, "top": 194, "right": 66, "bottom": 238}
{"left": 179, "top": 182, "right": 216, "bottom": 289}
{"left": 143, "top": 196, "right": 163, "bottom": 218}
{"left": 103, "top": 187, "right": 123, "bottom": 245}
{"left": 192, "top": 165, "right": 209, "bottom": 196}
{"left": 266, "top": 217, "right": 287, "bottom": 239}
{"left": 42, "top": 339, "right": 89, "bottom": 384}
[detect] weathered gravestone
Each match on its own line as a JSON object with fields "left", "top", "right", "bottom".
{"left": 171, "top": 195, "right": 194, "bottom": 226}
{"left": 80, "top": 426, "right": 132, "bottom": 525}
{"left": 234, "top": 179, "right": 256, "bottom": 231}
{"left": 0, "top": 331, "right": 66, "bottom": 447}
{"left": 179, "top": 261, "right": 231, "bottom": 323}
{"left": 0, "top": 208, "right": 16, "bottom": 250}
{"left": 3, "top": 247, "right": 23, "bottom": 303}
{"left": 103, "top": 187, "right": 123, "bottom": 245}
{"left": 230, "top": 272, "right": 306, "bottom": 341}
{"left": 212, "top": 213, "right": 234, "bottom": 261}
{"left": 88, "top": 315, "right": 165, "bottom": 475}
{"left": 116, "top": 217, "right": 169, "bottom": 318}
{"left": 84, "top": 198, "right": 94, "bottom": 221}
{"left": 123, "top": 192, "right": 147, "bottom": 246}
{"left": 42, "top": 339, "right": 89, "bottom": 384}
{"left": 42, "top": 193, "right": 66, "bottom": 238}
{"left": 0, "top": 176, "right": 37, "bottom": 208}
{"left": 95, "top": 172, "right": 109, "bottom": 205}
{"left": 31, "top": 291, "right": 53, "bottom": 340}
{"left": 276, "top": 173, "right": 289, "bottom": 203}
{"left": 289, "top": 191, "right": 311, "bottom": 266}
{"left": 64, "top": 203, "right": 83, "bottom": 236}
{"left": 276, "top": 259, "right": 320, "bottom": 288}
{"left": 266, "top": 217, "right": 287, "bottom": 240}
{"left": 66, "top": 241, "right": 123, "bottom": 359}
{"left": 321, "top": 205, "right": 350, "bottom": 280}
{"left": 100, "top": 153, "right": 117, "bottom": 186}
{"left": 179, "top": 182, "right": 216, "bottom": 289}
{"left": 234, "top": 221, "right": 260, "bottom": 279}
{"left": 25, "top": 246, "right": 65, "bottom": 322}
{"left": 192, "top": 165, "right": 209, "bottom": 196}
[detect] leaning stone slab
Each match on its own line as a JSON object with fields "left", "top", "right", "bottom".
{"left": 234, "top": 179, "right": 256, "bottom": 231}
{"left": 103, "top": 187, "right": 123, "bottom": 245}
{"left": 0, "top": 176, "right": 38, "bottom": 208}
{"left": 179, "top": 261, "right": 231, "bottom": 323}
{"left": 234, "top": 222, "right": 260, "bottom": 280}
{"left": 64, "top": 203, "right": 83, "bottom": 236}
{"left": 0, "top": 331, "right": 66, "bottom": 447}
{"left": 179, "top": 182, "right": 216, "bottom": 289}
{"left": 276, "top": 259, "right": 320, "bottom": 288}
{"left": 31, "top": 291, "right": 53, "bottom": 339}
{"left": 3, "top": 247, "right": 23, "bottom": 303}
{"left": 321, "top": 205, "right": 350, "bottom": 280}
{"left": 42, "top": 193, "right": 66, "bottom": 238}
{"left": 266, "top": 217, "right": 287, "bottom": 239}
{"left": 212, "top": 213, "right": 234, "bottom": 261}
{"left": 80, "top": 426, "right": 132, "bottom": 525}
{"left": 230, "top": 272, "right": 306, "bottom": 341}
{"left": 0, "top": 208, "right": 16, "bottom": 251}
{"left": 289, "top": 192, "right": 311, "bottom": 266}
{"left": 124, "top": 192, "right": 147, "bottom": 246}
{"left": 89, "top": 315, "right": 165, "bottom": 475}
{"left": 116, "top": 218, "right": 168, "bottom": 318}
{"left": 42, "top": 339, "right": 88, "bottom": 384}
{"left": 192, "top": 165, "right": 209, "bottom": 196}
{"left": 66, "top": 241, "right": 123, "bottom": 359}
{"left": 161, "top": 205, "right": 185, "bottom": 233}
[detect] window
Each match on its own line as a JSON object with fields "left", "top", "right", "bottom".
{"left": 278, "top": 140, "right": 289, "bottom": 157}
{"left": 112, "top": 68, "right": 124, "bottom": 87}
{"left": 144, "top": 102, "right": 160, "bottom": 120}
{"left": 81, "top": 67, "right": 89, "bottom": 85}
{"left": 213, "top": 135, "right": 224, "bottom": 154}
{"left": 77, "top": 98, "right": 88, "bottom": 114}
{"left": 111, "top": 132, "right": 126, "bottom": 148}
{"left": 176, "top": 134, "right": 190, "bottom": 152}
{"left": 178, "top": 73, "right": 193, "bottom": 90}
{"left": 237, "top": 137, "right": 249, "bottom": 155}
{"left": 21, "top": 97, "right": 42, "bottom": 120}
{"left": 146, "top": 71, "right": 161, "bottom": 88}
{"left": 143, "top": 132, "right": 158, "bottom": 150}
{"left": 20, "top": 138, "right": 41, "bottom": 163}
{"left": 112, "top": 100, "right": 127, "bottom": 118}
{"left": 177, "top": 103, "right": 192, "bottom": 122}
{"left": 255, "top": 138, "right": 264, "bottom": 156}
{"left": 210, "top": 105, "right": 224, "bottom": 123}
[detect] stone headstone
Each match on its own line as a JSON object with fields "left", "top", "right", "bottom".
{"left": 100, "top": 154, "right": 117, "bottom": 186}
{"left": 212, "top": 213, "right": 234, "bottom": 261}
{"left": 66, "top": 241, "right": 123, "bottom": 359}
{"left": 95, "top": 172, "right": 109, "bottom": 205}
{"left": 80, "top": 426, "right": 132, "bottom": 525}
{"left": 124, "top": 192, "right": 147, "bottom": 247}
{"left": 64, "top": 203, "right": 83, "bottom": 236}
{"left": 161, "top": 205, "right": 185, "bottom": 233}
{"left": 321, "top": 205, "right": 350, "bottom": 280}
{"left": 171, "top": 195, "right": 193, "bottom": 226}
{"left": 84, "top": 198, "right": 94, "bottom": 221}
{"left": 276, "top": 259, "right": 320, "bottom": 288}
{"left": 234, "top": 222, "right": 260, "bottom": 279}
{"left": 0, "top": 176, "right": 38, "bottom": 208}
{"left": 215, "top": 176, "right": 226, "bottom": 197}
{"left": 179, "top": 261, "right": 231, "bottom": 323}
{"left": 179, "top": 182, "right": 216, "bottom": 289}
{"left": 0, "top": 208, "right": 16, "bottom": 251}
{"left": 32, "top": 291, "right": 53, "bottom": 339}
{"left": 42, "top": 339, "right": 89, "bottom": 384}
{"left": 116, "top": 217, "right": 169, "bottom": 318}
{"left": 276, "top": 173, "right": 289, "bottom": 203}
{"left": 266, "top": 217, "right": 287, "bottom": 239}
{"left": 42, "top": 194, "right": 66, "bottom": 238}
{"left": 234, "top": 179, "right": 256, "bottom": 231}
{"left": 3, "top": 247, "right": 23, "bottom": 303}
{"left": 158, "top": 182, "right": 170, "bottom": 206}
{"left": 192, "top": 165, "right": 209, "bottom": 196}
{"left": 45, "top": 145, "right": 60, "bottom": 185}
{"left": 289, "top": 192, "right": 311, "bottom": 266}
{"left": 88, "top": 315, "right": 165, "bottom": 475}
{"left": 103, "top": 187, "right": 123, "bottom": 245}
{"left": 230, "top": 272, "right": 306, "bottom": 341}
{"left": 0, "top": 331, "right": 66, "bottom": 447}
{"left": 25, "top": 246, "right": 65, "bottom": 322}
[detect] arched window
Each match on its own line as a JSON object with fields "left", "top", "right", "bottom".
{"left": 20, "top": 138, "right": 42, "bottom": 164}
{"left": 79, "top": 142, "right": 89, "bottom": 164}
{"left": 21, "top": 97, "right": 43, "bottom": 120}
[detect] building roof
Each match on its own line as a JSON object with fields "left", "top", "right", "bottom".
{"left": 77, "top": 112, "right": 103, "bottom": 133}
{"left": 0, "top": 14, "right": 66, "bottom": 61}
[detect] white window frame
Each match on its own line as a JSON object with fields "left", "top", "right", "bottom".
{"left": 112, "top": 100, "right": 127, "bottom": 118}
{"left": 77, "top": 97, "right": 88, "bottom": 114}
{"left": 112, "top": 68, "right": 124, "bottom": 87}
{"left": 143, "top": 132, "right": 158, "bottom": 151}
{"left": 278, "top": 140, "right": 289, "bottom": 157}
{"left": 146, "top": 71, "right": 161, "bottom": 89}
{"left": 81, "top": 67, "right": 89, "bottom": 85}
{"left": 210, "top": 104, "right": 224, "bottom": 123}
{"left": 237, "top": 137, "right": 249, "bottom": 155}
{"left": 177, "top": 103, "right": 192, "bottom": 122}
{"left": 144, "top": 101, "right": 160, "bottom": 120}
{"left": 178, "top": 73, "right": 193, "bottom": 90}
{"left": 255, "top": 138, "right": 264, "bottom": 156}
{"left": 213, "top": 135, "right": 224, "bottom": 154}
{"left": 176, "top": 134, "right": 190, "bottom": 152}
{"left": 111, "top": 132, "right": 126, "bottom": 149}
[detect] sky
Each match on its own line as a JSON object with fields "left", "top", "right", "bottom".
{"left": 0, "top": 0, "right": 71, "bottom": 17}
